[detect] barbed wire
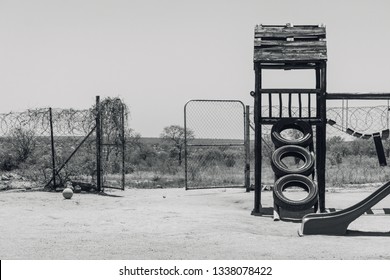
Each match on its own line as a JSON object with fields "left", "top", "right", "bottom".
{"left": 0, "top": 108, "right": 95, "bottom": 137}
{"left": 250, "top": 105, "right": 390, "bottom": 138}
{"left": 50, "top": 108, "right": 94, "bottom": 136}
{"left": 0, "top": 109, "right": 50, "bottom": 136}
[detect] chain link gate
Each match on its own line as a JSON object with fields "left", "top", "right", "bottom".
{"left": 94, "top": 96, "right": 127, "bottom": 191}
{"left": 184, "top": 100, "right": 249, "bottom": 190}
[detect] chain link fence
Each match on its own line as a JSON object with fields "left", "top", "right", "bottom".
{"left": 0, "top": 108, "right": 95, "bottom": 187}
{"left": 0, "top": 97, "right": 126, "bottom": 190}
{"left": 184, "top": 100, "right": 248, "bottom": 189}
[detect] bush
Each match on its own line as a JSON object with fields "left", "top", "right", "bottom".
{"left": 223, "top": 151, "right": 239, "bottom": 167}
{"left": 0, "top": 152, "right": 19, "bottom": 171}
{"left": 329, "top": 152, "right": 343, "bottom": 165}
{"left": 201, "top": 149, "right": 224, "bottom": 164}
{"left": 9, "top": 127, "right": 37, "bottom": 162}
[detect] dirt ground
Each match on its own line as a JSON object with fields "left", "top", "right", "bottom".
{"left": 1, "top": 187, "right": 390, "bottom": 260}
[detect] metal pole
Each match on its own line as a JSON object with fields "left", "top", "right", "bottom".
{"left": 96, "top": 96, "right": 102, "bottom": 192}
{"left": 341, "top": 99, "right": 345, "bottom": 131}
{"left": 184, "top": 102, "right": 188, "bottom": 190}
{"left": 49, "top": 108, "right": 56, "bottom": 189}
{"left": 346, "top": 99, "right": 349, "bottom": 129}
{"left": 252, "top": 64, "right": 262, "bottom": 214}
{"left": 121, "top": 103, "right": 125, "bottom": 190}
{"left": 245, "top": 105, "right": 250, "bottom": 192}
{"left": 387, "top": 99, "right": 389, "bottom": 131}
{"left": 316, "top": 62, "right": 327, "bottom": 212}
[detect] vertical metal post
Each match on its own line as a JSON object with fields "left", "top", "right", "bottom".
{"left": 121, "top": 103, "right": 125, "bottom": 190}
{"left": 316, "top": 63, "right": 327, "bottom": 212}
{"left": 184, "top": 102, "right": 188, "bottom": 190}
{"left": 279, "top": 93, "right": 283, "bottom": 118}
{"left": 387, "top": 99, "right": 390, "bottom": 131}
{"left": 268, "top": 93, "right": 272, "bottom": 118}
{"left": 49, "top": 108, "right": 56, "bottom": 189}
{"left": 321, "top": 63, "right": 327, "bottom": 212}
{"left": 96, "top": 96, "right": 102, "bottom": 192}
{"left": 298, "top": 93, "right": 302, "bottom": 118}
{"left": 346, "top": 99, "right": 349, "bottom": 129}
{"left": 252, "top": 64, "right": 262, "bottom": 214}
{"left": 341, "top": 99, "right": 345, "bottom": 131}
{"left": 245, "top": 105, "right": 251, "bottom": 192}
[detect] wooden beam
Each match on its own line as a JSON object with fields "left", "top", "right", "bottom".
{"left": 254, "top": 61, "right": 322, "bottom": 69}
{"left": 260, "top": 118, "right": 323, "bottom": 125}
{"left": 327, "top": 93, "right": 390, "bottom": 100}
{"left": 259, "top": 88, "right": 321, "bottom": 93}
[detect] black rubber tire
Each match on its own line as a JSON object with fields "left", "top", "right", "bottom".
{"left": 271, "top": 119, "right": 313, "bottom": 148}
{"left": 273, "top": 174, "right": 318, "bottom": 211}
{"left": 271, "top": 145, "right": 315, "bottom": 177}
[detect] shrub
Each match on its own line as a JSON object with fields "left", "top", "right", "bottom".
{"left": 0, "top": 152, "right": 19, "bottom": 171}
{"left": 9, "top": 127, "right": 37, "bottom": 162}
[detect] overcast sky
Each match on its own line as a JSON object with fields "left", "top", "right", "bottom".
{"left": 1, "top": 0, "right": 390, "bottom": 136}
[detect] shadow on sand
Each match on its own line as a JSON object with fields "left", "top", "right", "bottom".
{"left": 97, "top": 192, "right": 123, "bottom": 198}
{"left": 346, "top": 230, "right": 390, "bottom": 237}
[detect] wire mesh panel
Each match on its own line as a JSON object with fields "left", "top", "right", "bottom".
{"left": 0, "top": 97, "right": 127, "bottom": 191}
{"left": 184, "top": 100, "right": 246, "bottom": 189}
{"left": 0, "top": 108, "right": 96, "bottom": 187}
{"left": 0, "top": 109, "right": 52, "bottom": 183}
{"left": 99, "top": 98, "right": 127, "bottom": 190}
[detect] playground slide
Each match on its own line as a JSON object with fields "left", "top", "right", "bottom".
{"left": 299, "top": 180, "right": 390, "bottom": 235}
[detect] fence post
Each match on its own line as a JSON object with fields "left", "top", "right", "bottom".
{"left": 184, "top": 102, "right": 188, "bottom": 190}
{"left": 387, "top": 99, "right": 389, "bottom": 131}
{"left": 121, "top": 103, "right": 125, "bottom": 190}
{"left": 245, "top": 105, "right": 251, "bottom": 192}
{"left": 96, "top": 96, "right": 102, "bottom": 192}
{"left": 49, "top": 108, "right": 56, "bottom": 189}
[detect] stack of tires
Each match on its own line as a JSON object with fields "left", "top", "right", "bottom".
{"left": 271, "top": 120, "right": 318, "bottom": 212}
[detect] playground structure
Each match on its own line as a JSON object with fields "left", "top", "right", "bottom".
{"left": 252, "top": 24, "right": 327, "bottom": 217}
{"left": 251, "top": 24, "right": 390, "bottom": 234}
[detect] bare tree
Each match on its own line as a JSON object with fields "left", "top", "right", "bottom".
{"left": 160, "top": 125, "right": 194, "bottom": 165}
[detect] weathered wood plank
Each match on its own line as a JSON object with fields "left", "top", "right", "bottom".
{"left": 254, "top": 39, "right": 326, "bottom": 48}
{"left": 255, "top": 33, "right": 325, "bottom": 39}
{"left": 255, "top": 24, "right": 324, "bottom": 30}
{"left": 255, "top": 26, "right": 326, "bottom": 39}
{"left": 254, "top": 45, "right": 327, "bottom": 53}
{"left": 254, "top": 47, "right": 327, "bottom": 61}
{"left": 254, "top": 62, "right": 320, "bottom": 69}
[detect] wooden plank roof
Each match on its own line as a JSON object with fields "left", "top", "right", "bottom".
{"left": 254, "top": 24, "right": 327, "bottom": 63}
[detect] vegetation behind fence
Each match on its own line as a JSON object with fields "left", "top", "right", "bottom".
{"left": 2, "top": 99, "right": 390, "bottom": 190}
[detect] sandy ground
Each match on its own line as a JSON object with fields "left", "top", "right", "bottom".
{"left": 0, "top": 187, "right": 390, "bottom": 260}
